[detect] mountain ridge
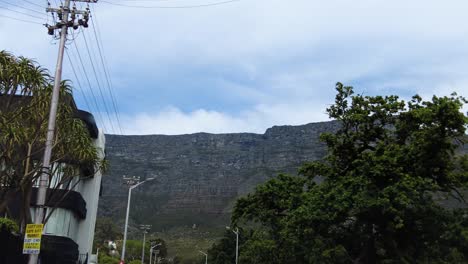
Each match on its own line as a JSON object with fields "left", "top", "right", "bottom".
{"left": 98, "top": 121, "right": 340, "bottom": 231}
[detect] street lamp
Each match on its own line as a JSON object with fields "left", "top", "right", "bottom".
{"left": 198, "top": 250, "right": 208, "bottom": 264}
{"left": 121, "top": 177, "right": 155, "bottom": 262}
{"left": 140, "top": 224, "right": 151, "bottom": 264}
{"left": 226, "top": 226, "right": 239, "bottom": 264}
{"left": 149, "top": 243, "right": 162, "bottom": 264}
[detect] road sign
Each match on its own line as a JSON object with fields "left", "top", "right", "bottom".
{"left": 23, "top": 224, "right": 44, "bottom": 255}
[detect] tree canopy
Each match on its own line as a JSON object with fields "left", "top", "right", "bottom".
{"left": 223, "top": 83, "right": 468, "bottom": 264}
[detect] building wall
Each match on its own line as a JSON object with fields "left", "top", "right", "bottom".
{"left": 30, "top": 129, "right": 105, "bottom": 262}
{"left": 76, "top": 130, "right": 106, "bottom": 258}
{"left": 43, "top": 208, "right": 79, "bottom": 239}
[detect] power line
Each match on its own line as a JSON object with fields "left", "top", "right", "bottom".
{"left": 0, "top": 5, "right": 45, "bottom": 20}
{"left": 100, "top": 0, "right": 240, "bottom": 9}
{"left": 67, "top": 45, "right": 106, "bottom": 130}
{"left": 89, "top": 8, "right": 124, "bottom": 134}
{"left": 0, "top": 13, "right": 43, "bottom": 24}
{"left": 114, "top": 0, "right": 207, "bottom": 1}
{"left": 21, "top": 0, "right": 46, "bottom": 9}
{"left": 72, "top": 40, "right": 109, "bottom": 133}
{"left": 81, "top": 30, "right": 117, "bottom": 134}
{"left": 65, "top": 48, "right": 93, "bottom": 114}
{"left": 0, "top": 0, "right": 46, "bottom": 16}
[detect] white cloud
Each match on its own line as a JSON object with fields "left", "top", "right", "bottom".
{"left": 1, "top": 0, "right": 467, "bottom": 135}
{"left": 112, "top": 101, "right": 330, "bottom": 135}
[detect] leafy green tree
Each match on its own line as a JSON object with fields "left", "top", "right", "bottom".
{"left": 232, "top": 83, "right": 468, "bottom": 263}
{"left": 148, "top": 237, "right": 168, "bottom": 259}
{"left": 93, "top": 217, "right": 123, "bottom": 250}
{"left": 205, "top": 229, "right": 242, "bottom": 264}
{"left": 125, "top": 240, "right": 145, "bottom": 262}
{"left": 0, "top": 51, "right": 104, "bottom": 229}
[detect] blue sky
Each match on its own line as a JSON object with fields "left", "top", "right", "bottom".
{"left": 1, "top": 0, "right": 467, "bottom": 134}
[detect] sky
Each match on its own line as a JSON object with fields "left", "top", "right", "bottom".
{"left": 0, "top": 0, "right": 467, "bottom": 135}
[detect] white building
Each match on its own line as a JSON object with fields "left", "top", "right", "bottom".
{"left": 28, "top": 109, "right": 106, "bottom": 264}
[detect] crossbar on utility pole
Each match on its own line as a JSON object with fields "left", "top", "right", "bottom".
{"left": 28, "top": 1, "right": 96, "bottom": 264}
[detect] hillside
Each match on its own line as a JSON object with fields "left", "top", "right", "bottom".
{"left": 97, "top": 121, "right": 340, "bottom": 233}
{"left": 96, "top": 121, "right": 467, "bottom": 261}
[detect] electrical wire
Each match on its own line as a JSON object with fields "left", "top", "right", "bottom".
{"left": 113, "top": 0, "right": 204, "bottom": 1}
{"left": 65, "top": 48, "right": 93, "bottom": 115}
{"left": 0, "top": 0, "right": 46, "bottom": 16}
{"left": 0, "top": 5, "right": 45, "bottom": 20}
{"left": 0, "top": 13, "right": 42, "bottom": 24}
{"left": 81, "top": 31, "right": 117, "bottom": 134}
{"left": 46, "top": 0, "right": 117, "bottom": 134}
{"left": 99, "top": 0, "right": 240, "bottom": 8}
{"left": 21, "top": 0, "right": 46, "bottom": 9}
{"left": 72, "top": 40, "right": 109, "bottom": 132}
{"left": 66, "top": 45, "right": 106, "bottom": 130}
{"left": 89, "top": 8, "right": 124, "bottom": 134}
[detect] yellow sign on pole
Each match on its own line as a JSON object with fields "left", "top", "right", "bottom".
{"left": 23, "top": 224, "right": 44, "bottom": 255}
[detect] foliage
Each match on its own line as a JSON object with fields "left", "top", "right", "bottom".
{"left": 124, "top": 239, "right": 145, "bottom": 262}
{"left": 98, "top": 252, "right": 120, "bottom": 264}
{"left": 228, "top": 83, "right": 468, "bottom": 263}
{"left": 148, "top": 237, "right": 168, "bottom": 259}
{"left": 121, "top": 238, "right": 168, "bottom": 263}
{"left": 0, "top": 50, "right": 104, "bottom": 229}
{"left": 93, "top": 217, "right": 123, "bottom": 251}
{"left": 205, "top": 230, "right": 236, "bottom": 264}
{"left": 153, "top": 227, "right": 217, "bottom": 263}
{"left": 0, "top": 217, "right": 19, "bottom": 233}
{"left": 173, "top": 256, "right": 181, "bottom": 264}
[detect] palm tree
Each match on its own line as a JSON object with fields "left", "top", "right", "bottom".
{"left": 0, "top": 50, "right": 104, "bottom": 230}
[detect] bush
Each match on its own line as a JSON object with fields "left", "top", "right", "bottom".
{"left": 98, "top": 253, "right": 120, "bottom": 264}
{"left": 0, "top": 217, "right": 19, "bottom": 233}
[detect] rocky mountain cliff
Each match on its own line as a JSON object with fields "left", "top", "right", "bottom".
{"left": 97, "top": 121, "right": 340, "bottom": 231}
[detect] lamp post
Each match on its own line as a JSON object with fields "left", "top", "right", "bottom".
{"left": 121, "top": 177, "right": 155, "bottom": 263}
{"left": 149, "top": 243, "right": 161, "bottom": 264}
{"left": 140, "top": 225, "right": 151, "bottom": 264}
{"left": 226, "top": 226, "right": 239, "bottom": 264}
{"left": 198, "top": 250, "right": 208, "bottom": 264}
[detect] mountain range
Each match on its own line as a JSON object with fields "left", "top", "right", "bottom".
{"left": 97, "top": 121, "right": 340, "bottom": 232}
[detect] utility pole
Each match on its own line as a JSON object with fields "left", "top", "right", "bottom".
{"left": 226, "top": 226, "right": 239, "bottom": 264}
{"left": 234, "top": 227, "right": 239, "bottom": 264}
{"left": 140, "top": 224, "right": 151, "bottom": 264}
{"left": 28, "top": 1, "right": 95, "bottom": 264}
{"left": 198, "top": 250, "right": 208, "bottom": 264}
{"left": 121, "top": 176, "right": 156, "bottom": 263}
{"left": 149, "top": 243, "right": 161, "bottom": 264}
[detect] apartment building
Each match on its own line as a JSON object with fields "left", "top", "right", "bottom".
{"left": 1, "top": 95, "right": 105, "bottom": 264}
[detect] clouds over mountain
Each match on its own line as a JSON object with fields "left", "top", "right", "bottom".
{"left": 1, "top": 0, "right": 467, "bottom": 134}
